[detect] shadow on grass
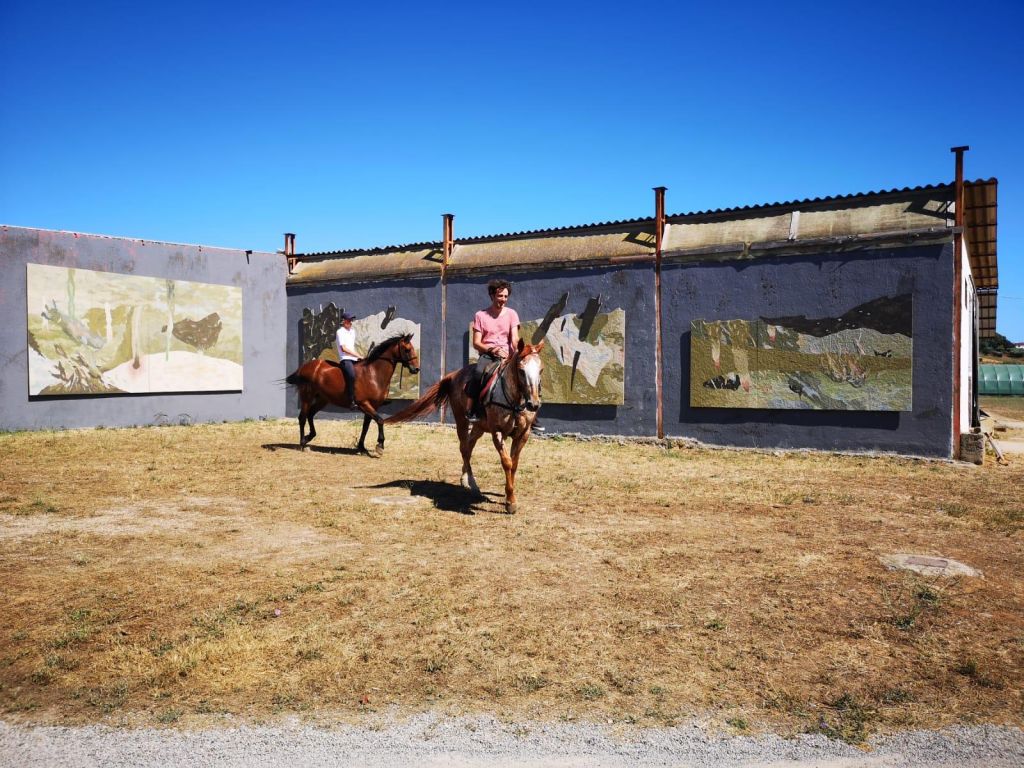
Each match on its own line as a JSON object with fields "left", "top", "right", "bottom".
{"left": 262, "top": 442, "right": 385, "bottom": 456}
{"left": 362, "top": 479, "right": 501, "bottom": 516}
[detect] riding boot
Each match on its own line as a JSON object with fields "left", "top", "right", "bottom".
{"left": 466, "top": 398, "right": 481, "bottom": 423}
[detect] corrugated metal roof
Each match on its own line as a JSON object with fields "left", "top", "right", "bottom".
{"left": 666, "top": 182, "right": 958, "bottom": 219}
{"left": 296, "top": 181, "right": 971, "bottom": 257}
{"left": 290, "top": 180, "right": 998, "bottom": 313}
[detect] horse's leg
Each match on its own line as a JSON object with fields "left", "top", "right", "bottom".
{"left": 306, "top": 398, "right": 323, "bottom": 445}
{"left": 492, "top": 432, "right": 516, "bottom": 513}
{"left": 356, "top": 412, "right": 372, "bottom": 453}
{"left": 505, "top": 429, "right": 532, "bottom": 514}
{"left": 458, "top": 418, "right": 484, "bottom": 494}
{"left": 375, "top": 412, "right": 386, "bottom": 454}
{"left": 298, "top": 392, "right": 314, "bottom": 450}
{"left": 354, "top": 401, "right": 386, "bottom": 456}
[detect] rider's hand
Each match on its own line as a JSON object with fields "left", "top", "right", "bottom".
{"left": 493, "top": 347, "right": 508, "bottom": 359}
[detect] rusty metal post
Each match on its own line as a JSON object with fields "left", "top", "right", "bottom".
{"left": 950, "top": 146, "right": 968, "bottom": 456}
{"left": 284, "top": 232, "right": 296, "bottom": 274}
{"left": 654, "top": 187, "right": 667, "bottom": 439}
{"left": 440, "top": 214, "right": 454, "bottom": 423}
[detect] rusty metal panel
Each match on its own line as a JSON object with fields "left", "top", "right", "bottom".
{"left": 448, "top": 225, "right": 656, "bottom": 273}
{"left": 663, "top": 213, "right": 790, "bottom": 253}
{"left": 798, "top": 198, "right": 952, "bottom": 239}
{"left": 287, "top": 247, "right": 442, "bottom": 285}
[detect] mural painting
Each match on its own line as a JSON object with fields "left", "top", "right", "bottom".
{"left": 470, "top": 293, "right": 626, "bottom": 405}
{"left": 26, "top": 264, "right": 243, "bottom": 395}
{"left": 690, "top": 295, "right": 913, "bottom": 411}
{"left": 300, "top": 303, "right": 421, "bottom": 400}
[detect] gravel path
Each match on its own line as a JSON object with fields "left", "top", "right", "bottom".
{"left": 2, "top": 716, "right": 1021, "bottom": 767}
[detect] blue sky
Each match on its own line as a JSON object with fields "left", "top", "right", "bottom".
{"left": 2, "top": 1, "right": 1022, "bottom": 339}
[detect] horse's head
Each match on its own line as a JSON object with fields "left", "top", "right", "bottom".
{"left": 514, "top": 338, "right": 544, "bottom": 412}
{"left": 398, "top": 334, "right": 420, "bottom": 374}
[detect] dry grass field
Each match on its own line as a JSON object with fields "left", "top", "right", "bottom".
{"left": 984, "top": 396, "right": 1024, "bottom": 423}
{"left": 1, "top": 418, "right": 1022, "bottom": 743}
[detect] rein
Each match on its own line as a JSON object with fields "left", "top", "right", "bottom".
{"left": 490, "top": 355, "right": 528, "bottom": 415}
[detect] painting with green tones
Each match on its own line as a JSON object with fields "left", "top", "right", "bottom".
{"left": 27, "top": 264, "right": 243, "bottom": 395}
{"left": 690, "top": 295, "right": 913, "bottom": 411}
{"left": 470, "top": 305, "right": 625, "bottom": 405}
{"left": 300, "top": 303, "right": 421, "bottom": 400}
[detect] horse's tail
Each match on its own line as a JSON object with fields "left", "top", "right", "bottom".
{"left": 385, "top": 371, "right": 458, "bottom": 424}
{"left": 285, "top": 360, "right": 320, "bottom": 388}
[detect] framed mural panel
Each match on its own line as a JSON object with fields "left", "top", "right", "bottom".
{"left": 27, "top": 264, "right": 243, "bottom": 395}
{"left": 469, "top": 295, "right": 625, "bottom": 405}
{"left": 690, "top": 295, "right": 912, "bottom": 411}
{"left": 300, "top": 303, "right": 421, "bottom": 400}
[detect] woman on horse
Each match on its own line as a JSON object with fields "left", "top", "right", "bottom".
{"left": 467, "top": 280, "right": 519, "bottom": 423}
{"left": 335, "top": 311, "right": 360, "bottom": 401}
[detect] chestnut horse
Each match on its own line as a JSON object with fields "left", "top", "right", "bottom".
{"left": 386, "top": 339, "right": 544, "bottom": 513}
{"left": 285, "top": 334, "right": 420, "bottom": 454}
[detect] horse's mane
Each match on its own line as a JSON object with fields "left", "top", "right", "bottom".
{"left": 364, "top": 333, "right": 413, "bottom": 362}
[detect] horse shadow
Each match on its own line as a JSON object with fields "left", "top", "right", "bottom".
{"left": 261, "top": 443, "right": 373, "bottom": 456}
{"left": 361, "top": 479, "right": 501, "bottom": 516}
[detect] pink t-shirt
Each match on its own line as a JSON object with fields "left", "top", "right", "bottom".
{"left": 473, "top": 308, "right": 520, "bottom": 355}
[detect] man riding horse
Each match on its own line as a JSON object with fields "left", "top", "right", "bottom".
{"left": 468, "top": 280, "right": 545, "bottom": 433}
{"left": 334, "top": 310, "right": 360, "bottom": 397}
{"left": 467, "top": 280, "right": 518, "bottom": 423}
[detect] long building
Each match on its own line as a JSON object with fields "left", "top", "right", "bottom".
{"left": 0, "top": 173, "right": 999, "bottom": 460}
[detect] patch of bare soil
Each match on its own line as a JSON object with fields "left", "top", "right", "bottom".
{"left": 0, "top": 419, "right": 1021, "bottom": 744}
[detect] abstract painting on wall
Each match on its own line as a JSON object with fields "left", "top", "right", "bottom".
{"left": 690, "top": 295, "right": 912, "bottom": 411}
{"left": 27, "top": 264, "right": 243, "bottom": 396}
{"left": 300, "top": 303, "right": 421, "bottom": 400}
{"left": 469, "top": 294, "right": 625, "bottom": 405}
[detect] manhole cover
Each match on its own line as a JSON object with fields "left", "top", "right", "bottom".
{"left": 879, "top": 553, "right": 982, "bottom": 578}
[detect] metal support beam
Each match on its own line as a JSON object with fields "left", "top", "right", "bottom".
{"left": 440, "top": 214, "right": 454, "bottom": 424}
{"left": 284, "top": 233, "right": 296, "bottom": 274}
{"left": 950, "top": 145, "right": 969, "bottom": 456}
{"left": 653, "top": 187, "right": 667, "bottom": 439}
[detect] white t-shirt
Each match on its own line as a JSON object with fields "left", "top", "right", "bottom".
{"left": 336, "top": 326, "right": 359, "bottom": 362}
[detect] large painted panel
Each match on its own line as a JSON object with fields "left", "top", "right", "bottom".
{"left": 300, "top": 302, "right": 421, "bottom": 399}
{"left": 469, "top": 297, "right": 626, "bottom": 405}
{"left": 27, "top": 264, "right": 243, "bottom": 395}
{"left": 690, "top": 295, "right": 912, "bottom": 411}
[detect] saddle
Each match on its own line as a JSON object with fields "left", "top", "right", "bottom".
{"left": 477, "top": 359, "right": 519, "bottom": 412}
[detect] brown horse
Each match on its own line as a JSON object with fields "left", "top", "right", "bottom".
{"left": 386, "top": 339, "right": 544, "bottom": 513}
{"left": 285, "top": 334, "right": 420, "bottom": 454}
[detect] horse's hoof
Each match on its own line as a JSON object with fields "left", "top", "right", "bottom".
{"left": 375, "top": 444, "right": 385, "bottom": 456}
{"left": 504, "top": 502, "right": 517, "bottom": 515}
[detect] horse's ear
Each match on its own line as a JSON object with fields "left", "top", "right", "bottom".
{"left": 517, "top": 338, "right": 525, "bottom": 353}
{"left": 534, "top": 340, "right": 545, "bottom": 352}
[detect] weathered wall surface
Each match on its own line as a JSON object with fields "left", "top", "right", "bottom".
{"left": 445, "top": 265, "right": 658, "bottom": 436}
{"left": 0, "top": 226, "right": 287, "bottom": 431}
{"left": 661, "top": 243, "right": 954, "bottom": 456}
{"left": 285, "top": 277, "right": 443, "bottom": 421}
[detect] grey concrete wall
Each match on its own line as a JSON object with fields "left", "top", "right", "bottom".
{"left": 446, "top": 265, "right": 658, "bottom": 436}
{"left": 0, "top": 226, "right": 288, "bottom": 431}
{"left": 285, "top": 277, "right": 443, "bottom": 421}
{"left": 662, "top": 243, "right": 955, "bottom": 457}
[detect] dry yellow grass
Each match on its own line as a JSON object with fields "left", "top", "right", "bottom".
{"left": 1, "top": 419, "right": 1022, "bottom": 740}
{"left": 983, "top": 396, "right": 1024, "bottom": 423}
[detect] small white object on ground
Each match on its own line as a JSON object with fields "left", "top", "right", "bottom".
{"left": 879, "top": 553, "right": 983, "bottom": 578}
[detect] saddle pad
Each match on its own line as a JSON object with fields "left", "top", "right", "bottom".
{"left": 480, "top": 361, "right": 502, "bottom": 401}
{"left": 481, "top": 361, "right": 518, "bottom": 411}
